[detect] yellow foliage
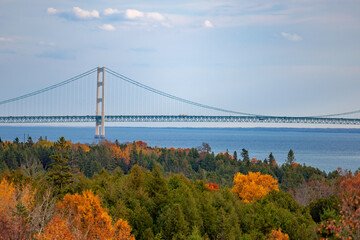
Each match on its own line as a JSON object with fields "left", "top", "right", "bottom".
{"left": 268, "top": 228, "right": 290, "bottom": 240}
{"left": 37, "top": 139, "right": 54, "bottom": 148}
{"left": 0, "top": 178, "right": 35, "bottom": 213}
{"left": 0, "top": 178, "right": 16, "bottom": 216}
{"left": 231, "top": 172, "right": 279, "bottom": 203}
{"left": 20, "top": 183, "right": 36, "bottom": 209}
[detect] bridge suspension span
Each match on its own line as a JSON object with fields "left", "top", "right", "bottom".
{"left": 1, "top": 66, "right": 360, "bottom": 138}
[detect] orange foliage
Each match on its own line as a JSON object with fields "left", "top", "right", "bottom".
{"left": 268, "top": 228, "right": 290, "bottom": 240}
{"left": 340, "top": 172, "right": 360, "bottom": 196}
{"left": 40, "top": 190, "right": 135, "bottom": 240}
{"left": 0, "top": 178, "right": 16, "bottom": 218}
{"left": 0, "top": 178, "right": 36, "bottom": 239}
{"left": 108, "top": 140, "right": 160, "bottom": 166}
{"left": 205, "top": 183, "right": 219, "bottom": 191}
{"left": 72, "top": 143, "right": 90, "bottom": 152}
{"left": 231, "top": 172, "right": 279, "bottom": 203}
{"left": 39, "top": 216, "right": 75, "bottom": 240}
{"left": 271, "top": 161, "right": 278, "bottom": 167}
{"left": 109, "top": 144, "right": 131, "bottom": 165}
{"left": 56, "top": 190, "right": 114, "bottom": 239}
{"left": 218, "top": 152, "right": 234, "bottom": 159}
{"left": 251, "top": 158, "right": 260, "bottom": 164}
{"left": 114, "top": 219, "right": 135, "bottom": 240}
{"left": 292, "top": 162, "right": 300, "bottom": 168}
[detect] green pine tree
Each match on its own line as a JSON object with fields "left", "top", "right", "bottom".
{"left": 47, "top": 137, "right": 73, "bottom": 196}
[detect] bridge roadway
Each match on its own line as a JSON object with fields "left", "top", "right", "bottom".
{"left": 1, "top": 115, "right": 360, "bottom": 125}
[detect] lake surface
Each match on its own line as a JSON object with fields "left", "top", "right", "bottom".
{"left": 1, "top": 126, "right": 360, "bottom": 172}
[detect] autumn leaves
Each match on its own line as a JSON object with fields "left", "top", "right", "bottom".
{"left": 0, "top": 179, "right": 135, "bottom": 239}
{"left": 40, "top": 190, "right": 134, "bottom": 240}
{"left": 231, "top": 171, "right": 279, "bottom": 203}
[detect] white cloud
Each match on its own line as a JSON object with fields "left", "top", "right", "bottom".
{"left": 125, "top": 9, "right": 144, "bottom": 19}
{"left": 73, "top": 7, "right": 99, "bottom": 19}
{"left": 103, "top": 8, "right": 120, "bottom": 16}
{"left": 0, "top": 37, "right": 13, "bottom": 42}
{"left": 47, "top": 8, "right": 57, "bottom": 15}
{"left": 99, "top": 24, "right": 116, "bottom": 31}
{"left": 204, "top": 20, "right": 214, "bottom": 28}
{"left": 281, "top": 32, "right": 302, "bottom": 41}
{"left": 146, "top": 12, "right": 165, "bottom": 21}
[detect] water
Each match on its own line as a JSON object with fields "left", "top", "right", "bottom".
{"left": 1, "top": 126, "right": 360, "bottom": 172}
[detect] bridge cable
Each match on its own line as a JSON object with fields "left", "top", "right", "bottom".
{"left": 106, "top": 68, "right": 260, "bottom": 116}
{"left": 0, "top": 68, "right": 97, "bottom": 106}
{"left": 310, "top": 110, "right": 360, "bottom": 118}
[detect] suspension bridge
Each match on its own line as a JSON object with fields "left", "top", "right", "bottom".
{"left": 1, "top": 67, "right": 360, "bottom": 138}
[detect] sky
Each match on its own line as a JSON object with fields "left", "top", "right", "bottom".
{"left": 1, "top": 0, "right": 360, "bottom": 122}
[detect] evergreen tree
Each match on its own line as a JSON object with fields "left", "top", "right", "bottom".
{"left": 26, "top": 136, "right": 33, "bottom": 147}
{"left": 47, "top": 137, "right": 73, "bottom": 196}
{"left": 287, "top": 149, "right": 295, "bottom": 164}
{"left": 241, "top": 148, "right": 250, "bottom": 164}
{"left": 269, "top": 152, "right": 275, "bottom": 165}
{"left": 233, "top": 151, "right": 238, "bottom": 161}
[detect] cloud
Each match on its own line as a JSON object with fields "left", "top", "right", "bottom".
{"left": 47, "top": 7, "right": 99, "bottom": 20}
{"left": 146, "top": 12, "right": 165, "bottom": 21}
{"left": 125, "top": 9, "right": 144, "bottom": 19}
{"left": 103, "top": 8, "right": 120, "bottom": 16}
{"left": 99, "top": 24, "right": 115, "bottom": 31}
{"left": 0, "top": 37, "right": 13, "bottom": 42}
{"left": 46, "top": 8, "right": 57, "bottom": 15}
{"left": 73, "top": 7, "right": 99, "bottom": 19}
{"left": 204, "top": 20, "right": 214, "bottom": 28}
{"left": 281, "top": 32, "right": 302, "bottom": 41}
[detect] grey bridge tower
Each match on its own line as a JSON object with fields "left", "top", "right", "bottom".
{"left": 95, "top": 67, "right": 105, "bottom": 138}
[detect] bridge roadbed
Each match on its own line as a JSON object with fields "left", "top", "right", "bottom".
{"left": 1, "top": 115, "right": 360, "bottom": 125}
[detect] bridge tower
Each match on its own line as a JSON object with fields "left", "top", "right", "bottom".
{"left": 95, "top": 67, "right": 105, "bottom": 138}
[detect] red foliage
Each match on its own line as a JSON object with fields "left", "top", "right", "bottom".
{"left": 205, "top": 183, "right": 219, "bottom": 191}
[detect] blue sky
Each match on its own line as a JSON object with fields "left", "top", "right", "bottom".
{"left": 1, "top": 0, "right": 360, "bottom": 119}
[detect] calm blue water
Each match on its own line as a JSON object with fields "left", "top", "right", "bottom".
{"left": 1, "top": 126, "right": 360, "bottom": 172}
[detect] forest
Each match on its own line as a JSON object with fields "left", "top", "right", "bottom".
{"left": 0, "top": 136, "right": 359, "bottom": 239}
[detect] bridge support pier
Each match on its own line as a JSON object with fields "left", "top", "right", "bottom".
{"left": 95, "top": 67, "right": 105, "bottom": 139}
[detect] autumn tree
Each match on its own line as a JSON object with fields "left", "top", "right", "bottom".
{"left": 205, "top": 183, "right": 219, "bottom": 191}
{"left": 0, "top": 178, "right": 36, "bottom": 239}
{"left": 268, "top": 228, "right": 290, "bottom": 240}
{"left": 39, "top": 190, "right": 135, "bottom": 240}
{"left": 39, "top": 216, "right": 75, "bottom": 240}
{"left": 47, "top": 137, "right": 73, "bottom": 196}
{"left": 320, "top": 172, "right": 360, "bottom": 239}
{"left": 231, "top": 172, "right": 279, "bottom": 203}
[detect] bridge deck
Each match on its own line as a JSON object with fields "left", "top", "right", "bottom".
{"left": 1, "top": 115, "right": 360, "bottom": 125}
